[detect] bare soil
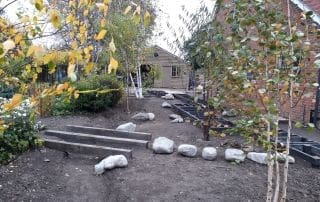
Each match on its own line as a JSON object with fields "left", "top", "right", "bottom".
{"left": 0, "top": 97, "right": 319, "bottom": 201}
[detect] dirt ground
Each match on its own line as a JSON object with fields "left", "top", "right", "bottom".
{"left": 0, "top": 97, "right": 320, "bottom": 202}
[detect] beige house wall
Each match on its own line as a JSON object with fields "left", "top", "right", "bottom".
{"left": 143, "top": 46, "right": 190, "bottom": 89}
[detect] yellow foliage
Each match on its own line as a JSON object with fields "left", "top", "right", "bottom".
{"left": 144, "top": 11, "right": 151, "bottom": 27}
{"left": 109, "top": 38, "right": 116, "bottom": 53}
{"left": 108, "top": 56, "right": 118, "bottom": 74}
{"left": 4, "top": 94, "right": 23, "bottom": 111}
{"left": 124, "top": 6, "right": 132, "bottom": 14}
{"left": 96, "top": 29, "right": 107, "bottom": 40}
{"left": 85, "top": 62, "right": 94, "bottom": 74}
{"left": 50, "top": 10, "right": 61, "bottom": 28}
{"left": 35, "top": 0, "right": 44, "bottom": 11}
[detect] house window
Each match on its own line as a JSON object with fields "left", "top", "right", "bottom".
{"left": 172, "top": 66, "right": 181, "bottom": 77}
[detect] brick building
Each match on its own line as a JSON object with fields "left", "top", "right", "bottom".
{"left": 216, "top": 0, "right": 320, "bottom": 125}
{"left": 279, "top": 0, "right": 320, "bottom": 125}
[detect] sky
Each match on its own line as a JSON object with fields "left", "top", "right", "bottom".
{"left": 152, "top": 0, "right": 216, "bottom": 56}
{"left": 0, "top": 0, "right": 63, "bottom": 48}
{"left": 0, "top": 0, "right": 216, "bottom": 53}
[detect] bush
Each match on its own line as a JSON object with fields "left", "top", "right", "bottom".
{"left": 52, "top": 93, "right": 75, "bottom": 116}
{"left": 74, "top": 74, "right": 123, "bottom": 112}
{"left": 0, "top": 98, "right": 42, "bottom": 164}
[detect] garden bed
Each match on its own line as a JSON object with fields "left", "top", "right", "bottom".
{"left": 0, "top": 97, "right": 319, "bottom": 201}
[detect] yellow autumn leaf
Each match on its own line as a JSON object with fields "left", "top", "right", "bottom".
{"left": 66, "top": 14, "right": 75, "bottom": 23}
{"left": 104, "top": 0, "right": 112, "bottom": 4}
{"left": 108, "top": 56, "right": 118, "bottom": 74}
{"left": 109, "top": 38, "right": 116, "bottom": 53}
{"left": 15, "top": 33, "right": 23, "bottom": 44}
{"left": 124, "top": 6, "right": 132, "bottom": 14}
{"left": 4, "top": 94, "right": 23, "bottom": 111}
{"left": 26, "top": 64, "right": 32, "bottom": 73}
{"left": 85, "top": 62, "right": 94, "bottom": 74}
{"left": 83, "top": 9, "right": 89, "bottom": 17}
{"left": 35, "top": 0, "right": 44, "bottom": 11}
{"left": 67, "top": 63, "right": 75, "bottom": 76}
{"left": 67, "top": 63, "right": 77, "bottom": 81}
{"left": 144, "top": 11, "right": 151, "bottom": 27}
{"left": 96, "top": 29, "right": 107, "bottom": 40}
{"left": 50, "top": 10, "right": 61, "bottom": 28}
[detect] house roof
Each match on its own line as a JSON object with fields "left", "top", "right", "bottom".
{"left": 153, "top": 45, "right": 186, "bottom": 64}
{"left": 290, "top": 0, "right": 320, "bottom": 25}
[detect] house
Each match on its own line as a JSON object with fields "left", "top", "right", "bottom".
{"left": 142, "top": 46, "right": 190, "bottom": 89}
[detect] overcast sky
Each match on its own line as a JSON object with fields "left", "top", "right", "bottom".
{"left": 0, "top": 0, "right": 216, "bottom": 53}
{"left": 152, "top": 0, "right": 216, "bottom": 56}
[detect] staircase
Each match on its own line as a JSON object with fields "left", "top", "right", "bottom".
{"left": 43, "top": 125, "right": 152, "bottom": 159}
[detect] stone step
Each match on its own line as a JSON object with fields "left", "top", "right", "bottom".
{"left": 44, "top": 130, "right": 149, "bottom": 149}
{"left": 66, "top": 125, "right": 152, "bottom": 141}
{"left": 43, "top": 138, "right": 132, "bottom": 159}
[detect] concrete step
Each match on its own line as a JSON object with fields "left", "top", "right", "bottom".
{"left": 65, "top": 125, "right": 152, "bottom": 141}
{"left": 43, "top": 138, "right": 132, "bottom": 159}
{"left": 44, "top": 130, "right": 149, "bottom": 149}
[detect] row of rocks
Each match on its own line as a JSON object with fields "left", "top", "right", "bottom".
{"left": 152, "top": 137, "right": 295, "bottom": 164}
{"left": 152, "top": 137, "right": 217, "bottom": 160}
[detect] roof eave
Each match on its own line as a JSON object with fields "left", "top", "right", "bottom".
{"left": 290, "top": 0, "right": 320, "bottom": 25}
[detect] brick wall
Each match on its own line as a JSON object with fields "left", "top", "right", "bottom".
{"left": 215, "top": 0, "right": 320, "bottom": 123}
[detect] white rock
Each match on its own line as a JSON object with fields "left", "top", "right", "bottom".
{"left": 162, "top": 102, "right": 172, "bottom": 108}
{"left": 275, "top": 153, "right": 295, "bottom": 164}
{"left": 116, "top": 122, "right": 136, "bottom": 132}
{"left": 132, "top": 112, "right": 155, "bottom": 121}
{"left": 169, "top": 114, "right": 182, "bottom": 120}
{"left": 195, "top": 85, "right": 203, "bottom": 92}
{"left": 94, "top": 161, "right": 105, "bottom": 175}
{"left": 161, "top": 93, "right": 175, "bottom": 100}
{"left": 171, "top": 118, "right": 184, "bottom": 123}
{"left": 148, "top": 113, "right": 155, "bottom": 121}
{"left": 225, "top": 148, "right": 246, "bottom": 162}
{"left": 247, "top": 152, "right": 268, "bottom": 164}
{"left": 178, "top": 144, "right": 198, "bottom": 157}
{"left": 202, "top": 147, "right": 217, "bottom": 161}
{"left": 152, "top": 137, "right": 174, "bottom": 154}
{"left": 94, "top": 155, "right": 128, "bottom": 175}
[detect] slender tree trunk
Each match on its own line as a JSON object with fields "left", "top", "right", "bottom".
{"left": 266, "top": 120, "right": 274, "bottom": 202}
{"left": 281, "top": 0, "right": 294, "bottom": 200}
{"left": 125, "top": 58, "right": 130, "bottom": 113}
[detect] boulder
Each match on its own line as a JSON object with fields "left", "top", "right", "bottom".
{"left": 247, "top": 152, "right": 295, "bottom": 165}
{"left": 152, "top": 137, "right": 174, "bottom": 154}
{"left": 202, "top": 147, "right": 217, "bottom": 161}
{"left": 161, "top": 93, "right": 175, "bottom": 100}
{"left": 225, "top": 148, "right": 246, "bottom": 162}
{"left": 169, "top": 114, "right": 182, "bottom": 120}
{"left": 171, "top": 118, "right": 184, "bottom": 123}
{"left": 94, "top": 155, "right": 128, "bottom": 175}
{"left": 247, "top": 152, "right": 268, "bottom": 164}
{"left": 276, "top": 153, "right": 295, "bottom": 164}
{"left": 178, "top": 144, "right": 197, "bottom": 157}
{"left": 132, "top": 112, "right": 155, "bottom": 121}
{"left": 162, "top": 102, "right": 172, "bottom": 108}
{"left": 116, "top": 122, "right": 136, "bottom": 132}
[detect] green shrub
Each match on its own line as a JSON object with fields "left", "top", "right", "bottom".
{"left": 0, "top": 98, "right": 42, "bottom": 164}
{"left": 52, "top": 93, "right": 75, "bottom": 116}
{"left": 74, "top": 74, "right": 123, "bottom": 112}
